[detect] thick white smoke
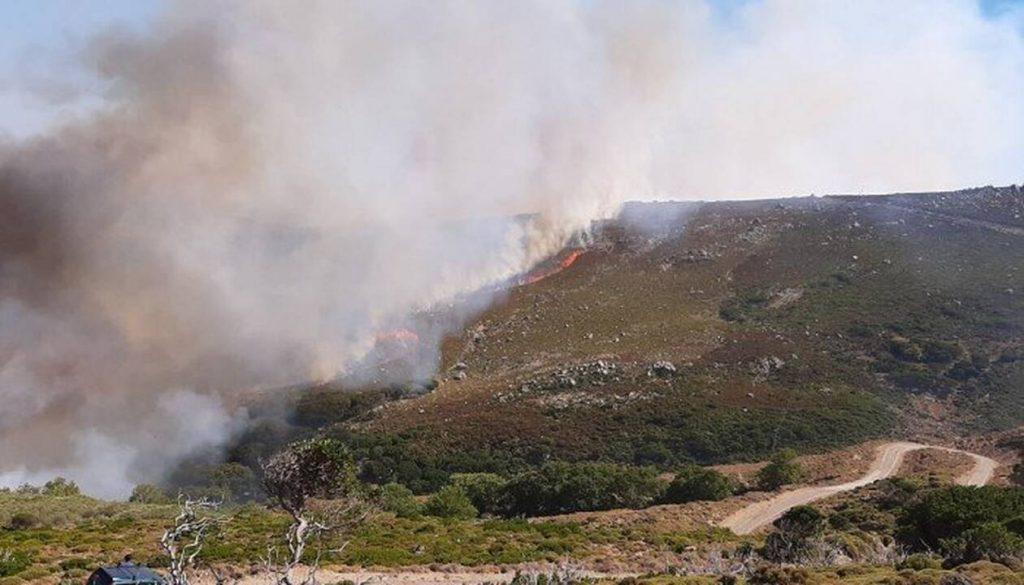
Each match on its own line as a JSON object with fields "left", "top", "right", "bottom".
{"left": 1, "top": 0, "right": 1022, "bottom": 498}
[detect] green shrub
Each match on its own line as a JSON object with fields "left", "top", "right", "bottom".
{"left": 775, "top": 506, "right": 825, "bottom": 538}
{"left": 378, "top": 483, "right": 422, "bottom": 518}
{"left": 210, "top": 462, "right": 261, "bottom": 502}
{"left": 502, "top": 461, "right": 664, "bottom": 517}
{"left": 756, "top": 449, "right": 804, "bottom": 491}
{"left": 129, "top": 484, "right": 171, "bottom": 504}
{"left": 291, "top": 389, "right": 389, "bottom": 428}
{"left": 662, "top": 465, "right": 734, "bottom": 503}
{"left": 58, "top": 558, "right": 91, "bottom": 571}
{"left": 719, "top": 289, "right": 770, "bottom": 323}
{"left": 901, "top": 485, "right": 1024, "bottom": 553}
{"left": 449, "top": 473, "right": 508, "bottom": 515}
{"left": 940, "top": 522, "right": 1024, "bottom": 566}
{"left": 901, "top": 552, "right": 943, "bottom": 571}
{"left": 42, "top": 477, "right": 80, "bottom": 497}
{"left": 890, "top": 337, "right": 924, "bottom": 362}
{"left": 423, "top": 486, "right": 477, "bottom": 519}
{"left": 748, "top": 564, "right": 810, "bottom": 584}
{"left": 761, "top": 506, "right": 825, "bottom": 563}
{"left": 0, "top": 549, "right": 31, "bottom": 577}
{"left": 921, "top": 340, "right": 962, "bottom": 364}
{"left": 261, "top": 437, "right": 360, "bottom": 514}
{"left": 5, "top": 512, "right": 39, "bottom": 530}
{"left": 1011, "top": 463, "right": 1024, "bottom": 488}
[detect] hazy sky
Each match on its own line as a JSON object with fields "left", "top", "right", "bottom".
{"left": 1, "top": 0, "right": 1021, "bottom": 139}
{"left": 0, "top": 0, "right": 162, "bottom": 138}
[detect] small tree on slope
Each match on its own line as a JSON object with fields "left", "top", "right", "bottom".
{"left": 261, "top": 438, "right": 372, "bottom": 585}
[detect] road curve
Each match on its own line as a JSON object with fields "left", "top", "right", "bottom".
{"left": 720, "top": 442, "right": 998, "bottom": 535}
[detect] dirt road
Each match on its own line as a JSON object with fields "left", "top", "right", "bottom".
{"left": 719, "top": 441, "right": 998, "bottom": 535}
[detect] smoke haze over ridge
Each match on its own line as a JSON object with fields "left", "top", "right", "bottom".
{"left": 1, "top": 0, "right": 1022, "bottom": 497}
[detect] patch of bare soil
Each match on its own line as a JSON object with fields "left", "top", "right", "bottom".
{"left": 896, "top": 448, "right": 974, "bottom": 483}
{"left": 714, "top": 440, "right": 882, "bottom": 487}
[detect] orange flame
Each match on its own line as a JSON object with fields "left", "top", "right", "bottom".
{"left": 523, "top": 249, "right": 584, "bottom": 285}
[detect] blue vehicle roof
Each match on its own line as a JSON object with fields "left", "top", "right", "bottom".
{"left": 93, "top": 563, "right": 165, "bottom": 584}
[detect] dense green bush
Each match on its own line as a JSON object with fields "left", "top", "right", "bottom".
{"left": 898, "top": 485, "right": 1024, "bottom": 564}
{"left": 42, "top": 477, "right": 80, "bottom": 497}
{"left": 941, "top": 522, "right": 1024, "bottom": 566}
{"left": 756, "top": 449, "right": 804, "bottom": 491}
{"left": 5, "top": 512, "right": 39, "bottom": 530}
{"left": 775, "top": 506, "right": 825, "bottom": 538}
{"left": 502, "top": 461, "right": 665, "bottom": 517}
{"left": 900, "top": 552, "right": 943, "bottom": 571}
{"left": 261, "top": 437, "right": 360, "bottom": 514}
{"left": 337, "top": 430, "right": 527, "bottom": 494}
{"left": 761, "top": 506, "right": 826, "bottom": 563}
{"left": 423, "top": 486, "right": 477, "bottom": 519}
{"left": 129, "top": 484, "right": 171, "bottom": 504}
{"left": 449, "top": 473, "right": 508, "bottom": 515}
{"left": 291, "top": 388, "right": 391, "bottom": 428}
{"left": 378, "top": 483, "right": 422, "bottom": 518}
{"left": 166, "top": 460, "right": 264, "bottom": 503}
{"left": 662, "top": 465, "right": 734, "bottom": 503}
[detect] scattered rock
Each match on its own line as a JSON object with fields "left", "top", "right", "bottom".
{"left": 750, "top": 355, "right": 785, "bottom": 383}
{"left": 647, "top": 361, "right": 677, "bottom": 378}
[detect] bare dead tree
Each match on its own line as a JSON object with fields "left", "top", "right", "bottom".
{"left": 261, "top": 438, "right": 373, "bottom": 585}
{"left": 160, "top": 496, "right": 225, "bottom": 585}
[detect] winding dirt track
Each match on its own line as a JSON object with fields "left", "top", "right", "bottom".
{"left": 719, "top": 441, "right": 998, "bottom": 535}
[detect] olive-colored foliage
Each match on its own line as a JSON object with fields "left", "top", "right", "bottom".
{"left": 756, "top": 449, "right": 804, "bottom": 491}
{"left": 449, "top": 473, "right": 508, "bottom": 515}
{"left": 166, "top": 461, "right": 263, "bottom": 503}
{"left": 291, "top": 388, "right": 392, "bottom": 428}
{"left": 901, "top": 552, "right": 944, "bottom": 571}
{"left": 377, "top": 483, "right": 421, "bottom": 518}
{"left": 42, "top": 478, "right": 80, "bottom": 497}
{"left": 5, "top": 512, "right": 39, "bottom": 531}
{"left": 747, "top": 564, "right": 811, "bottom": 585}
{"left": 261, "top": 437, "right": 360, "bottom": 514}
{"left": 1011, "top": 462, "right": 1024, "bottom": 488}
{"left": 130, "top": 484, "right": 172, "bottom": 505}
{"left": 423, "top": 486, "right": 478, "bottom": 520}
{"left": 662, "top": 465, "right": 734, "bottom": 504}
{"left": 774, "top": 506, "right": 825, "bottom": 539}
{"left": 0, "top": 549, "right": 32, "bottom": 577}
{"left": 502, "top": 461, "right": 665, "bottom": 517}
{"left": 761, "top": 505, "right": 826, "bottom": 564}
{"left": 898, "top": 486, "right": 1024, "bottom": 565}
{"left": 941, "top": 522, "right": 1024, "bottom": 567}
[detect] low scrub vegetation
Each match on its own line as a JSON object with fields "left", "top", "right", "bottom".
{"left": 662, "top": 465, "right": 735, "bottom": 504}
{"left": 898, "top": 485, "right": 1024, "bottom": 567}
{"left": 501, "top": 461, "right": 664, "bottom": 517}
{"left": 756, "top": 450, "right": 804, "bottom": 491}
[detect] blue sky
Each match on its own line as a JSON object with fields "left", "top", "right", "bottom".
{"left": 0, "top": 0, "right": 1021, "bottom": 139}
{"left": 0, "top": 0, "right": 162, "bottom": 138}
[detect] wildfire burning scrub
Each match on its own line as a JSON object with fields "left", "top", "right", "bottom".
{"left": 2, "top": 1, "right": 1024, "bottom": 583}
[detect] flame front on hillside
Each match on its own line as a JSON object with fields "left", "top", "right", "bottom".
{"left": 522, "top": 249, "right": 586, "bottom": 286}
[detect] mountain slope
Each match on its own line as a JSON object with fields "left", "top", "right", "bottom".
{"left": 346, "top": 187, "right": 1024, "bottom": 480}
